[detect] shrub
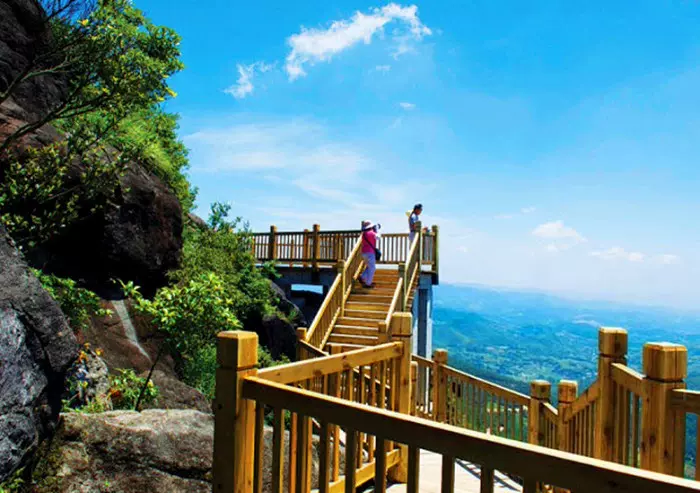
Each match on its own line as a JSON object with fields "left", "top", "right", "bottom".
{"left": 108, "top": 369, "right": 158, "bottom": 410}
{"left": 33, "top": 269, "right": 112, "bottom": 332}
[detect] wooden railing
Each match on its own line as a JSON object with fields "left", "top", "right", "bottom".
{"left": 303, "top": 237, "right": 363, "bottom": 351}
{"left": 672, "top": 389, "right": 700, "bottom": 480}
{"left": 213, "top": 321, "right": 700, "bottom": 493}
{"left": 558, "top": 380, "right": 599, "bottom": 458}
{"left": 250, "top": 224, "right": 439, "bottom": 274}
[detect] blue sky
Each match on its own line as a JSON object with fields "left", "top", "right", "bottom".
{"left": 141, "top": 1, "right": 700, "bottom": 309}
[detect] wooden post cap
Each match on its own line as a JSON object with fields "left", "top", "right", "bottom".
{"left": 217, "top": 331, "right": 258, "bottom": 369}
{"left": 296, "top": 327, "right": 308, "bottom": 340}
{"left": 530, "top": 380, "right": 551, "bottom": 400}
{"left": 391, "top": 312, "right": 412, "bottom": 337}
{"left": 336, "top": 259, "right": 345, "bottom": 271}
{"left": 433, "top": 349, "right": 448, "bottom": 365}
{"left": 598, "top": 327, "right": 628, "bottom": 357}
{"left": 411, "top": 361, "right": 418, "bottom": 380}
{"left": 558, "top": 380, "right": 578, "bottom": 404}
{"left": 313, "top": 224, "right": 320, "bottom": 231}
{"left": 643, "top": 343, "right": 688, "bottom": 382}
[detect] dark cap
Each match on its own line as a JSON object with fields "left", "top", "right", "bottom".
{"left": 414, "top": 203, "right": 423, "bottom": 210}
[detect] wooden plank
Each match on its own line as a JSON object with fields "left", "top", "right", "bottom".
{"left": 443, "top": 366, "right": 529, "bottom": 406}
{"left": 258, "top": 342, "right": 403, "bottom": 384}
{"left": 562, "top": 381, "right": 600, "bottom": 422}
{"left": 670, "top": 389, "right": 700, "bottom": 414}
{"left": 243, "top": 377, "right": 700, "bottom": 493}
{"left": 611, "top": 363, "right": 646, "bottom": 398}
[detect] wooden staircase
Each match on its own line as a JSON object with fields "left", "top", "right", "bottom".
{"left": 326, "top": 268, "right": 417, "bottom": 351}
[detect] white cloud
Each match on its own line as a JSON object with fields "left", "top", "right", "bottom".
{"left": 495, "top": 206, "right": 536, "bottom": 220}
{"left": 521, "top": 206, "right": 536, "bottom": 214}
{"left": 495, "top": 214, "right": 514, "bottom": 220}
{"left": 375, "top": 64, "right": 392, "bottom": 72}
{"left": 224, "top": 62, "right": 274, "bottom": 99}
{"left": 658, "top": 254, "right": 681, "bottom": 265}
{"left": 399, "top": 102, "right": 416, "bottom": 110}
{"left": 532, "top": 220, "right": 585, "bottom": 242}
{"left": 590, "top": 247, "right": 645, "bottom": 262}
{"left": 285, "top": 3, "right": 431, "bottom": 80}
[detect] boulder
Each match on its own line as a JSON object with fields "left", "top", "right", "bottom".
{"left": 138, "top": 371, "right": 212, "bottom": 413}
{"left": 34, "top": 163, "right": 184, "bottom": 296}
{"left": 0, "top": 225, "right": 78, "bottom": 481}
{"left": 32, "top": 410, "right": 213, "bottom": 493}
{"left": 259, "top": 314, "right": 297, "bottom": 361}
{"left": 269, "top": 280, "right": 306, "bottom": 326}
{"left": 32, "top": 410, "right": 335, "bottom": 493}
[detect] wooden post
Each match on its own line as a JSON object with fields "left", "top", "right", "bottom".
{"left": 213, "top": 331, "right": 258, "bottom": 493}
{"left": 302, "top": 229, "right": 310, "bottom": 267}
{"left": 641, "top": 342, "right": 687, "bottom": 476}
{"left": 557, "top": 380, "right": 578, "bottom": 453}
{"left": 378, "top": 321, "right": 389, "bottom": 344}
{"left": 312, "top": 224, "right": 321, "bottom": 271}
{"left": 433, "top": 349, "right": 448, "bottom": 423}
{"left": 296, "top": 328, "right": 307, "bottom": 361}
{"left": 593, "top": 327, "right": 628, "bottom": 461}
{"left": 431, "top": 225, "right": 439, "bottom": 281}
{"left": 268, "top": 225, "right": 278, "bottom": 261}
{"left": 416, "top": 221, "right": 423, "bottom": 265}
{"left": 337, "top": 260, "right": 346, "bottom": 317}
{"left": 398, "top": 264, "right": 407, "bottom": 311}
{"left": 388, "top": 312, "right": 413, "bottom": 483}
{"left": 528, "top": 380, "right": 551, "bottom": 446}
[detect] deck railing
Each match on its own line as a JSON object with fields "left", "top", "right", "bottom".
{"left": 250, "top": 224, "right": 439, "bottom": 275}
{"left": 304, "top": 237, "right": 363, "bottom": 351}
{"left": 213, "top": 319, "right": 700, "bottom": 493}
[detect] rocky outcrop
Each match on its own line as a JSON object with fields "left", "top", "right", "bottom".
{"left": 31, "top": 163, "right": 184, "bottom": 296}
{"left": 33, "top": 410, "right": 334, "bottom": 493}
{"left": 33, "top": 410, "right": 213, "bottom": 493}
{"left": 1, "top": 0, "right": 184, "bottom": 295}
{"left": 0, "top": 225, "right": 78, "bottom": 482}
{"left": 138, "top": 371, "right": 211, "bottom": 413}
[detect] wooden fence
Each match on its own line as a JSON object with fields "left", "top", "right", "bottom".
{"left": 213, "top": 321, "right": 700, "bottom": 493}
{"left": 249, "top": 224, "right": 439, "bottom": 274}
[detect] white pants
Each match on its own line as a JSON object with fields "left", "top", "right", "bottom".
{"left": 361, "top": 253, "right": 376, "bottom": 285}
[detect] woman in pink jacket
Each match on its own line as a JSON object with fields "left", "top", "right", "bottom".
{"left": 359, "top": 220, "right": 378, "bottom": 288}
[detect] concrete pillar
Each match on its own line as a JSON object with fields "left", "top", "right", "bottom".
{"left": 412, "top": 278, "right": 433, "bottom": 358}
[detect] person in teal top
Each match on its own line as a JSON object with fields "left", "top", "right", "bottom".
{"left": 408, "top": 203, "right": 423, "bottom": 243}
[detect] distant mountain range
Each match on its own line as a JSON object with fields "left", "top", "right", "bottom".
{"left": 433, "top": 283, "right": 700, "bottom": 394}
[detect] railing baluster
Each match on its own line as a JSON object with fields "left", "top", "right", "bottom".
{"left": 375, "top": 436, "right": 387, "bottom": 492}
{"left": 345, "top": 429, "right": 358, "bottom": 493}
{"left": 408, "top": 445, "right": 420, "bottom": 493}
{"left": 271, "top": 407, "right": 284, "bottom": 493}
{"left": 319, "top": 420, "right": 330, "bottom": 493}
{"left": 522, "top": 478, "right": 537, "bottom": 493}
{"left": 441, "top": 455, "right": 455, "bottom": 493}
{"left": 253, "top": 403, "right": 265, "bottom": 493}
{"left": 480, "top": 466, "right": 494, "bottom": 493}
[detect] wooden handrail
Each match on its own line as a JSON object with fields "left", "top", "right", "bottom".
{"left": 242, "top": 376, "right": 700, "bottom": 493}
{"left": 258, "top": 342, "right": 403, "bottom": 384}
{"left": 383, "top": 277, "right": 404, "bottom": 329}
{"left": 611, "top": 362, "right": 646, "bottom": 397}
{"left": 442, "top": 365, "right": 529, "bottom": 406}
{"left": 562, "top": 380, "right": 600, "bottom": 422}
{"left": 671, "top": 389, "right": 700, "bottom": 414}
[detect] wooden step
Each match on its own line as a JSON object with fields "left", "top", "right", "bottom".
{"left": 352, "top": 287, "right": 395, "bottom": 296}
{"left": 327, "top": 333, "right": 378, "bottom": 346}
{"left": 346, "top": 301, "right": 390, "bottom": 312}
{"left": 333, "top": 325, "right": 379, "bottom": 336}
{"left": 337, "top": 317, "right": 383, "bottom": 328}
{"left": 348, "top": 294, "right": 394, "bottom": 304}
{"left": 345, "top": 309, "right": 385, "bottom": 320}
{"left": 325, "top": 343, "right": 368, "bottom": 353}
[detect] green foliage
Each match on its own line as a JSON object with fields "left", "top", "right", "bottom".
{"left": 1, "top": 0, "right": 188, "bottom": 248}
{"left": 33, "top": 269, "right": 111, "bottom": 331}
{"left": 108, "top": 368, "right": 158, "bottom": 410}
{"left": 171, "top": 203, "right": 275, "bottom": 327}
{"left": 0, "top": 468, "right": 24, "bottom": 493}
{"left": 261, "top": 260, "right": 281, "bottom": 280}
{"left": 0, "top": 141, "right": 129, "bottom": 249}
